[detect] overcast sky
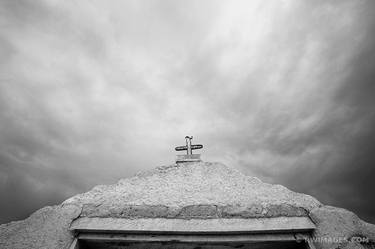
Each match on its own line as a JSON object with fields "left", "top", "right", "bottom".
{"left": 1, "top": 0, "right": 375, "bottom": 224}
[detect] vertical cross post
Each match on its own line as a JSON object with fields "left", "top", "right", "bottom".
{"left": 185, "top": 136, "right": 193, "bottom": 155}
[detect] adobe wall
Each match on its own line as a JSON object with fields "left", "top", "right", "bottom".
{"left": 1, "top": 162, "right": 374, "bottom": 249}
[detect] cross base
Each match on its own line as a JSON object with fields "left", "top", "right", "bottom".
{"left": 176, "top": 154, "right": 202, "bottom": 163}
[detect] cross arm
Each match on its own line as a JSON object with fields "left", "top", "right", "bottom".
{"left": 175, "top": 146, "right": 188, "bottom": 151}
{"left": 175, "top": 144, "right": 203, "bottom": 151}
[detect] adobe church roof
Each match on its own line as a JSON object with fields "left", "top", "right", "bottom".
{"left": 64, "top": 162, "right": 320, "bottom": 219}
{"left": 1, "top": 161, "right": 374, "bottom": 249}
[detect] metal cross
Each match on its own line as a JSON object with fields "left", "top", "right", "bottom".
{"left": 175, "top": 136, "right": 203, "bottom": 155}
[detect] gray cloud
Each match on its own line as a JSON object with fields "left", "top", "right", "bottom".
{"left": 0, "top": 0, "right": 375, "bottom": 224}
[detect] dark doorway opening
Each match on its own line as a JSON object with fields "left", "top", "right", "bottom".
{"left": 80, "top": 240, "right": 308, "bottom": 249}
{"left": 71, "top": 233, "right": 312, "bottom": 249}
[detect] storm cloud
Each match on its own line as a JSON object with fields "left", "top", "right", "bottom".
{"left": 0, "top": 0, "right": 375, "bottom": 224}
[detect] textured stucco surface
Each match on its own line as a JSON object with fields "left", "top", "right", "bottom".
{"left": 0, "top": 204, "right": 81, "bottom": 249}
{"left": 63, "top": 162, "right": 321, "bottom": 219}
{"left": 309, "top": 205, "right": 375, "bottom": 249}
{"left": 0, "top": 161, "right": 374, "bottom": 249}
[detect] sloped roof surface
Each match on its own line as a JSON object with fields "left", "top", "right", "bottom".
{"left": 64, "top": 162, "right": 321, "bottom": 218}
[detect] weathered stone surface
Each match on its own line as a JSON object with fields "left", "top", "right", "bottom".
{"left": 0, "top": 161, "right": 374, "bottom": 249}
{"left": 64, "top": 162, "right": 321, "bottom": 218}
{"left": 309, "top": 205, "right": 375, "bottom": 249}
{"left": 0, "top": 204, "right": 81, "bottom": 249}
